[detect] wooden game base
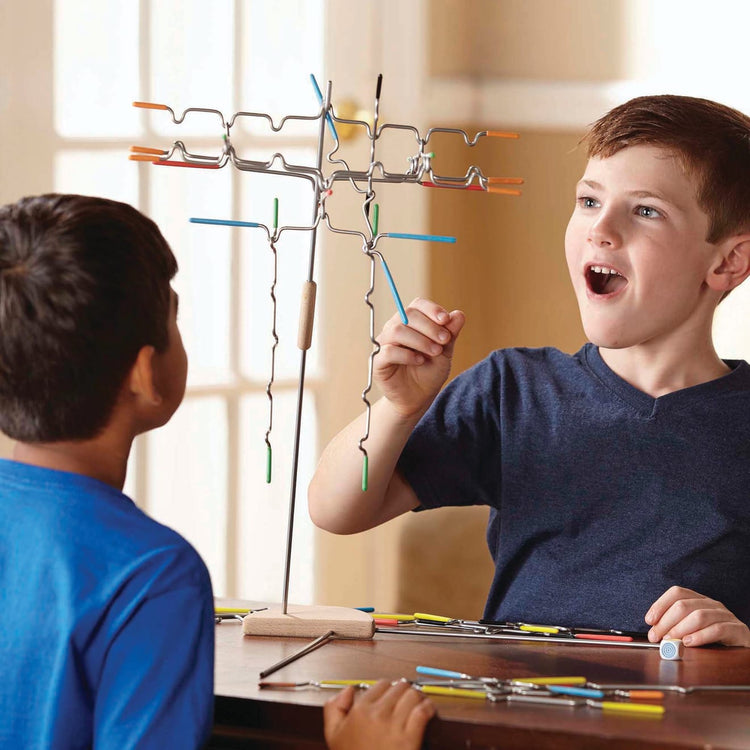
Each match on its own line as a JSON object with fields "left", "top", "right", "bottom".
{"left": 242, "top": 604, "right": 375, "bottom": 639}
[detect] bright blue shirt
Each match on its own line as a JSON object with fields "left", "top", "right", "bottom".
{"left": 398, "top": 345, "right": 750, "bottom": 632}
{"left": 0, "top": 459, "right": 214, "bottom": 749}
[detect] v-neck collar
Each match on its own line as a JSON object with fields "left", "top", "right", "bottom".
{"left": 581, "top": 343, "right": 750, "bottom": 419}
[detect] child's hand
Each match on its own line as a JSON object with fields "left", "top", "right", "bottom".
{"left": 375, "top": 298, "right": 465, "bottom": 420}
{"left": 323, "top": 679, "right": 435, "bottom": 750}
{"left": 645, "top": 586, "right": 750, "bottom": 647}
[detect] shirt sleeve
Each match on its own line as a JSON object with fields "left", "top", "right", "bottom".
{"left": 397, "top": 352, "right": 503, "bottom": 510}
{"left": 92, "top": 547, "right": 215, "bottom": 750}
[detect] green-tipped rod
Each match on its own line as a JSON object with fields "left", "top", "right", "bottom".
{"left": 273, "top": 197, "right": 279, "bottom": 230}
{"left": 362, "top": 453, "right": 369, "bottom": 492}
{"left": 266, "top": 444, "right": 272, "bottom": 484}
{"left": 373, "top": 203, "right": 379, "bottom": 236}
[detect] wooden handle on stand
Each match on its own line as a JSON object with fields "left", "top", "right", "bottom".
{"left": 297, "top": 281, "right": 317, "bottom": 350}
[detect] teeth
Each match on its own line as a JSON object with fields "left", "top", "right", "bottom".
{"left": 590, "top": 265, "right": 620, "bottom": 276}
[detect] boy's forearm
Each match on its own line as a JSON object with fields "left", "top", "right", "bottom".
{"left": 309, "top": 397, "right": 422, "bottom": 534}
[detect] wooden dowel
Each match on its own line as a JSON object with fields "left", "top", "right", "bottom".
{"left": 297, "top": 281, "right": 317, "bottom": 350}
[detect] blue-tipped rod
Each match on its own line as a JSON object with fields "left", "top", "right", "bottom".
{"left": 379, "top": 257, "right": 408, "bottom": 325}
{"left": 190, "top": 217, "right": 261, "bottom": 228}
{"left": 416, "top": 666, "right": 466, "bottom": 679}
{"left": 384, "top": 232, "right": 456, "bottom": 244}
{"left": 310, "top": 74, "right": 338, "bottom": 141}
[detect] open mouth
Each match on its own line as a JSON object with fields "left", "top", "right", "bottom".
{"left": 586, "top": 264, "right": 627, "bottom": 296}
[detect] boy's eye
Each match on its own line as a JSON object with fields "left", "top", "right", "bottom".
{"left": 636, "top": 205, "right": 661, "bottom": 219}
{"left": 577, "top": 196, "right": 599, "bottom": 209}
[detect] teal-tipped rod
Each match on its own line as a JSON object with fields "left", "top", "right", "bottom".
{"left": 190, "top": 217, "right": 261, "bottom": 228}
{"left": 384, "top": 232, "right": 456, "bottom": 244}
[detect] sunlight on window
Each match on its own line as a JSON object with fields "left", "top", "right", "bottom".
{"left": 241, "top": 0, "right": 324, "bottom": 137}
{"left": 236, "top": 392, "right": 316, "bottom": 604}
{"left": 147, "top": 397, "right": 229, "bottom": 595}
{"left": 624, "top": 0, "right": 750, "bottom": 113}
{"left": 150, "top": 0, "right": 235, "bottom": 137}
{"left": 148, "top": 165, "right": 233, "bottom": 386}
{"left": 54, "top": 0, "right": 139, "bottom": 137}
{"left": 51, "top": 0, "right": 329, "bottom": 608}
{"left": 714, "top": 284, "right": 750, "bottom": 362}
{"left": 54, "top": 151, "right": 139, "bottom": 206}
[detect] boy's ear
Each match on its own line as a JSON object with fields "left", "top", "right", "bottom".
{"left": 129, "top": 345, "right": 163, "bottom": 406}
{"left": 708, "top": 235, "right": 750, "bottom": 293}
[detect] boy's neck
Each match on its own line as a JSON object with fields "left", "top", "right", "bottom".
{"left": 599, "top": 336, "right": 730, "bottom": 398}
{"left": 12, "top": 432, "right": 132, "bottom": 491}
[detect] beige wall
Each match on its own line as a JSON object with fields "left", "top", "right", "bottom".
{"left": 429, "top": 0, "right": 626, "bottom": 81}
{"left": 430, "top": 129, "right": 587, "bottom": 374}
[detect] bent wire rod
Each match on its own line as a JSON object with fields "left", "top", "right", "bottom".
{"left": 357, "top": 75, "right": 385, "bottom": 492}
{"left": 265, "top": 198, "right": 280, "bottom": 483}
{"left": 358, "top": 247, "right": 379, "bottom": 492}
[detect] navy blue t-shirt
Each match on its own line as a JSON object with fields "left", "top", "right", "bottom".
{"left": 398, "top": 345, "right": 750, "bottom": 632}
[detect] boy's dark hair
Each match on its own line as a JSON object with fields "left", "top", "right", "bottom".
{"left": 0, "top": 194, "right": 177, "bottom": 442}
{"left": 584, "top": 95, "right": 750, "bottom": 243}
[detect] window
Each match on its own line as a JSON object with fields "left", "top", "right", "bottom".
{"left": 53, "top": 0, "right": 324, "bottom": 601}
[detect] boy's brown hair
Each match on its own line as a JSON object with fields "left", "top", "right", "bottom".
{"left": 584, "top": 95, "right": 750, "bottom": 243}
{"left": 0, "top": 194, "right": 177, "bottom": 443}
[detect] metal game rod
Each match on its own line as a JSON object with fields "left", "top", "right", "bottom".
{"left": 375, "top": 627, "right": 661, "bottom": 648}
{"left": 280, "top": 80, "right": 331, "bottom": 615}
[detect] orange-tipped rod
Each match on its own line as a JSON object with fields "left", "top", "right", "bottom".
{"left": 614, "top": 690, "right": 665, "bottom": 700}
{"left": 486, "top": 130, "right": 519, "bottom": 139}
{"left": 487, "top": 186, "right": 522, "bottom": 196}
{"left": 128, "top": 154, "right": 160, "bottom": 163}
{"left": 130, "top": 146, "right": 166, "bottom": 156}
{"left": 488, "top": 177, "right": 525, "bottom": 185}
{"left": 132, "top": 101, "right": 169, "bottom": 110}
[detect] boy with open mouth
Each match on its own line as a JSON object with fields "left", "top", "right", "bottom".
{"left": 309, "top": 95, "right": 750, "bottom": 649}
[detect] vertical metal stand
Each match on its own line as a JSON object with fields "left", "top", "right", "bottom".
{"left": 280, "top": 82, "right": 331, "bottom": 614}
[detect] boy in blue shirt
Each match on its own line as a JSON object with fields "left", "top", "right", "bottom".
{"left": 309, "top": 95, "right": 750, "bottom": 649}
{"left": 0, "top": 194, "right": 434, "bottom": 749}
{"left": 0, "top": 194, "right": 214, "bottom": 747}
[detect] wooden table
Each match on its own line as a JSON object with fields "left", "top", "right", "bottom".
{"left": 210, "top": 619, "right": 750, "bottom": 749}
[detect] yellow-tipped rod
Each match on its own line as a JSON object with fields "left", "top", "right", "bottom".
{"left": 589, "top": 700, "right": 665, "bottom": 716}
